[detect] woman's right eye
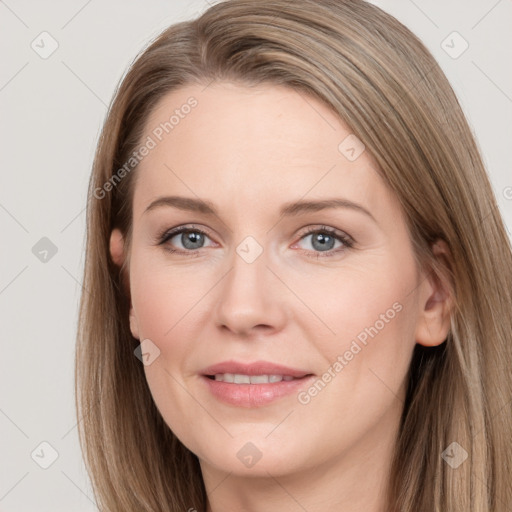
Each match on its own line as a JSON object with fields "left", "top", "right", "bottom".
{"left": 159, "top": 226, "right": 216, "bottom": 254}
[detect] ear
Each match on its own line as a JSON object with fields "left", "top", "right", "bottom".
{"left": 109, "top": 229, "right": 140, "bottom": 340}
{"left": 129, "top": 307, "right": 140, "bottom": 341}
{"left": 109, "top": 228, "right": 125, "bottom": 267}
{"left": 414, "top": 240, "right": 454, "bottom": 347}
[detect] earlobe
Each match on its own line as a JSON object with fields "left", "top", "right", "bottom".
{"left": 415, "top": 240, "right": 454, "bottom": 347}
{"left": 110, "top": 228, "right": 125, "bottom": 267}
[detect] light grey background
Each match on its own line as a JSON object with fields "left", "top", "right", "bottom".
{"left": 1, "top": 0, "right": 510, "bottom": 510}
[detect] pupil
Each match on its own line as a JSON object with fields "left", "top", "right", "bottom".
{"left": 313, "top": 233, "right": 334, "bottom": 251}
{"left": 183, "top": 232, "right": 204, "bottom": 249}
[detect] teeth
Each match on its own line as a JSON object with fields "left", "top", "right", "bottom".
{"left": 250, "top": 375, "right": 270, "bottom": 384}
{"left": 213, "top": 373, "right": 298, "bottom": 383}
{"left": 234, "top": 374, "right": 250, "bottom": 384}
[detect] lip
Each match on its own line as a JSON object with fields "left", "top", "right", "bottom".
{"left": 200, "top": 359, "right": 312, "bottom": 378}
{"left": 199, "top": 359, "right": 315, "bottom": 408}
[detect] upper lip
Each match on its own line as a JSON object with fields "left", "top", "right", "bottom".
{"left": 201, "top": 360, "right": 313, "bottom": 378}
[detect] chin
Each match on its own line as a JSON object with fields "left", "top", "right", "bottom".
{"left": 196, "top": 439, "right": 312, "bottom": 478}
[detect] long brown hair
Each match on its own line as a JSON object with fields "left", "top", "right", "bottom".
{"left": 75, "top": 0, "right": 512, "bottom": 510}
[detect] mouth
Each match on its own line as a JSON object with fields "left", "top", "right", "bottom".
{"left": 200, "top": 371, "right": 316, "bottom": 408}
{"left": 200, "top": 359, "right": 313, "bottom": 379}
{"left": 204, "top": 373, "right": 313, "bottom": 384}
{"left": 199, "top": 360, "right": 315, "bottom": 407}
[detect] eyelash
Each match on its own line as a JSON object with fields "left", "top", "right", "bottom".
{"left": 156, "top": 224, "right": 354, "bottom": 259}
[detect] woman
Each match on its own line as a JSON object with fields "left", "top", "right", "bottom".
{"left": 75, "top": 0, "right": 512, "bottom": 510}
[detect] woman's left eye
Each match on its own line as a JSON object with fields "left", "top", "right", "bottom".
{"left": 294, "top": 226, "right": 354, "bottom": 257}
{"left": 157, "top": 224, "right": 354, "bottom": 258}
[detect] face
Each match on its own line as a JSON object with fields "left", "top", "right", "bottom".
{"left": 110, "top": 82, "right": 450, "bottom": 480}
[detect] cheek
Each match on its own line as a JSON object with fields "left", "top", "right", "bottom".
{"left": 129, "top": 259, "right": 206, "bottom": 442}
{"left": 129, "top": 249, "right": 209, "bottom": 339}
{"left": 128, "top": 253, "right": 217, "bottom": 396}
{"left": 131, "top": 272, "right": 174, "bottom": 339}
{"left": 302, "top": 248, "right": 419, "bottom": 385}
{"left": 128, "top": 256, "right": 189, "bottom": 387}
{"left": 289, "top": 268, "right": 417, "bottom": 460}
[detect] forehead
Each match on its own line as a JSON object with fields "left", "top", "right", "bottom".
{"left": 132, "top": 82, "right": 394, "bottom": 220}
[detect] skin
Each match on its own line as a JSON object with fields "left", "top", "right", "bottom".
{"left": 110, "top": 82, "right": 453, "bottom": 512}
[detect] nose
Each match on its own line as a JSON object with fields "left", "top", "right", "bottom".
{"left": 213, "top": 239, "right": 287, "bottom": 337}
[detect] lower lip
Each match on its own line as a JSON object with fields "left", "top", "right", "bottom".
{"left": 201, "top": 375, "right": 315, "bottom": 408}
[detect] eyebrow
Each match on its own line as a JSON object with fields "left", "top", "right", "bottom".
{"left": 143, "top": 195, "right": 376, "bottom": 222}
